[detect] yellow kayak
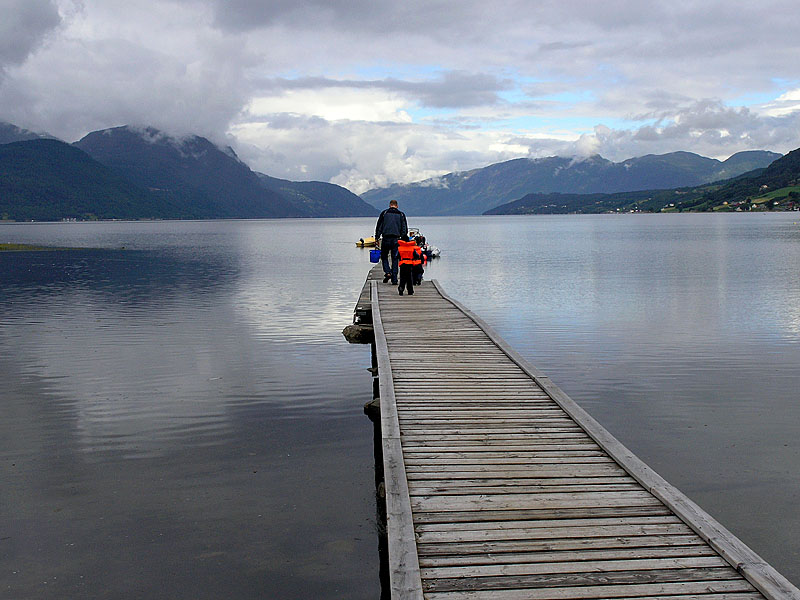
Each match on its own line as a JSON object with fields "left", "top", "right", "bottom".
{"left": 356, "top": 236, "right": 377, "bottom": 247}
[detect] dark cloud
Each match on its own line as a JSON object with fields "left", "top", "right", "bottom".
{"left": 411, "top": 71, "right": 511, "bottom": 108}
{"left": 536, "top": 41, "right": 593, "bottom": 54}
{"left": 0, "top": 0, "right": 61, "bottom": 70}
{"left": 256, "top": 71, "right": 512, "bottom": 108}
{"left": 0, "top": 34, "right": 252, "bottom": 143}
{"left": 207, "top": 0, "right": 484, "bottom": 35}
{"left": 209, "top": 0, "right": 375, "bottom": 31}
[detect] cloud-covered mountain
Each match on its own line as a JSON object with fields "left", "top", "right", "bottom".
{"left": 74, "top": 126, "right": 304, "bottom": 218}
{"left": 74, "top": 126, "right": 376, "bottom": 218}
{"left": 0, "top": 123, "right": 376, "bottom": 220}
{"left": 362, "top": 150, "right": 782, "bottom": 216}
{"left": 0, "top": 121, "right": 54, "bottom": 144}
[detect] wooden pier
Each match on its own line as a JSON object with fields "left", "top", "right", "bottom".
{"left": 353, "top": 266, "right": 800, "bottom": 600}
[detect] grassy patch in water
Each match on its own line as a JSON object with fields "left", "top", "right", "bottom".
{"left": 0, "top": 242, "right": 74, "bottom": 252}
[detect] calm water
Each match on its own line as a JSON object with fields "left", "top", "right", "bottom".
{"left": 1, "top": 214, "right": 799, "bottom": 598}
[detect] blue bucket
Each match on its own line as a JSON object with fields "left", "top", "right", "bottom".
{"left": 369, "top": 249, "right": 380, "bottom": 263}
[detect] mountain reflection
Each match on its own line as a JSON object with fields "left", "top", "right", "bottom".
{"left": 1, "top": 247, "right": 239, "bottom": 302}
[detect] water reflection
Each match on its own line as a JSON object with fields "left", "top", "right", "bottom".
{"left": 2, "top": 250, "right": 240, "bottom": 458}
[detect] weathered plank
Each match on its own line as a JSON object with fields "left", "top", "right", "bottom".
{"left": 421, "top": 555, "right": 730, "bottom": 579}
{"left": 416, "top": 534, "right": 710, "bottom": 556}
{"left": 418, "top": 545, "right": 720, "bottom": 568}
{"left": 422, "top": 579, "right": 757, "bottom": 599}
{"left": 412, "top": 505, "right": 675, "bottom": 524}
{"left": 408, "top": 483, "right": 644, "bottom": 496}
{"left": 404, "top": 458, "right": 617, "bottom": 470}
{"left": 414, "top": 522, "right": 696, "bottom": 544}
{"left": 410, "top": 492, "right": 663, "bottom": 512}
{"left": 405, "top": 467, "right": 631, "bottom": 480}
{"left": 412, "top": 505, "right": 676, "bottom": 525}
{"left": 415, "top": 515, "right": 683, "bottom": 531}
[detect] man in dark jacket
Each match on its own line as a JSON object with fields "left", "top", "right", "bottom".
{"left": 375, "top": 199, "right": 408, "bottom": 284}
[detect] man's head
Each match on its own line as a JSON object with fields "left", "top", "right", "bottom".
{"left": 389, "top": 200, "right": 398, "bottom": 208}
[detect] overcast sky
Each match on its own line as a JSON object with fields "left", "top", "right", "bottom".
{"left": 2, "top": 0, "right": 800, "bottom": 192}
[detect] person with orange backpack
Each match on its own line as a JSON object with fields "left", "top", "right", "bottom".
{"left": 396, "top": 235, "right": 422, "bottom": 296}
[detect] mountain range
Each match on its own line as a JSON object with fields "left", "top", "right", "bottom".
{"left": 0, "top": 122, "right": 377, "bottom": 221}
{"left": 362, "top": 150, "right": 781, "bottom": 216}
{"left": 486, "top": 147, "right": 800, "bottom": 215}
{"left": 0, "top": 119, "right": 788, "bottom": 221}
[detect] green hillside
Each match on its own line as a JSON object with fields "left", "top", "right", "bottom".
{"left": 680, "top": 147, "right": 800, "bottom": 211}
{"left": 257, "top": 173, "right": 378, "bottom": 217}
{"left": 0, "top": 139, "right": 178, "bottom": 221}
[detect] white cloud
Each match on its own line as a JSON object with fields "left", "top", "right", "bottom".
{"left": 231, "top": 113, "right": 536, "bottom": 193}
{"left": 246, "top": 89, "right": 412, "bottom": 123}
{"left": 574, "top": 133, "right": 602, "bottom": 157}
{"left": 761, "top": 88, "right": 800, "bottom": 117}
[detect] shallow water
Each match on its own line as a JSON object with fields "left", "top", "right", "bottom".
{"left": 1, "top": 213, "right": 799, "bottom": 597}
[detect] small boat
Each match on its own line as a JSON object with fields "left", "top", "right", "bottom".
{"left": 423, "top": 244, "right": 441, "bottom": 259}
{"left": 408, "top": 229, "right": 440, "bottom": 260}
{"left": 356, "top": 236, "right": 377, "bottom": 247}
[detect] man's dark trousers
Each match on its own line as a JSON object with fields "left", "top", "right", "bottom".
{"left": 381, "top": 235, "right": 399, "bottom": 283}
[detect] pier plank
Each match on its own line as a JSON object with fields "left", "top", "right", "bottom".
{"left": 422, "top": 580, "right": 758, "bottom": 599}
{"left": 420, "top": 555, "right": 730, "bottom": 580}
{"left": 411, "top": 505, "right": 675, "bottom": 524}
{"left": 417, "top": 545, "right": 720, "bottom": 567}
